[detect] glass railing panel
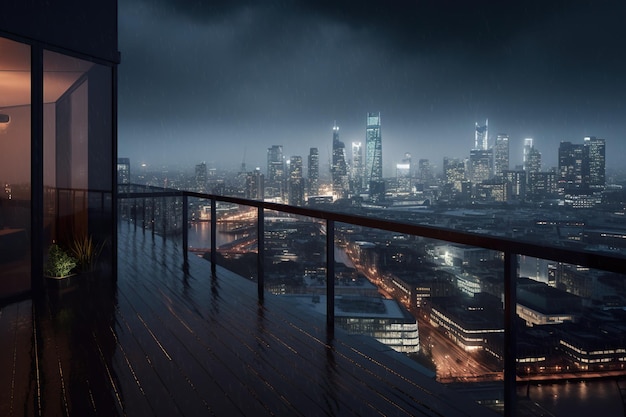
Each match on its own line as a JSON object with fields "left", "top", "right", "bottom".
{"left": 334, "top": 222, "right": 506, "bottom": 412}
{"left": 192, "top": 200, "right": 259, "bottom": 281}
{"left": 262, "top": 209, "right": 327, "bottom": 316}
{"left": 516, "top": 256, "right": 626, "bottom": 416}
{"left": 186, "top": 195, "right": 213, "bottom": 262}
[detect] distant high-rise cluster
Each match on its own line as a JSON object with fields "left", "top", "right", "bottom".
{"left": 174, "top": 114, "right": 608, "bottom": 210}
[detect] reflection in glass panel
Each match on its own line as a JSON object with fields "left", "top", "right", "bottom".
{"left": 0, "top": 37, "right": 31, "bottom": 298}
{"left": 44, "top": 50, "right": 113, "bottom": 277}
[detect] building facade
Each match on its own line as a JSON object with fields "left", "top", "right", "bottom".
{"left": 365, "top": 112, "right": 382, "bottom": 193}
{"left": 0, "top": 1, "right": 118, "bottom": 300}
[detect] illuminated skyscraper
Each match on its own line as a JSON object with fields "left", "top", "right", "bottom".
{"left": 558, "top": 141, "right": 584, "bottom": 194}
{"left": 307, "top": 147, "right": 319, "bottom": 196}
{"left": 493, "top": 134, "right": 509, "bottom": 177}
{"left": 523, "top": 138, "right": 534, "bottom": 171}
{"left": 331, "top": 123, "right": 349, "bottom": 198}
{"left": 288, "top": 155, "right": 304, "bottom": 206}
{"left": 245, "top": 168, "right": 264, "bottom": 200}
{"left": 396, "top": 152, "right": 412, "bottom": 194}
{"left": 526, "top": 147, "right": 541, "bottom": 173}
{"left": 475, "top": 119, "right": 488, "bottom": 150}
{"left": 584, "top": 136, "right": 605, "bottom": 191}
{"left": 266, "top": 145, "right": 284, "bottom": 199}
{"left": 469, "top": 149, "right": 493, "bottom": 184}
{"left": 351, "top": 141, "right": 364, "bottom": 192}
{"left": 365, "top": 112, "right": 382, "bottom": 192}
{"left": 443, "top": 157, "right": 466, "bottom": 192}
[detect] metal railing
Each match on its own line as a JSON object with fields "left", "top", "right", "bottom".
{"left": 118, "top": 184, "right": 626, "bottom": 417}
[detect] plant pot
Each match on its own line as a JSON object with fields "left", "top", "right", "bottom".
{"left": 45, "top": 274, "right": 77, "bottom": 290}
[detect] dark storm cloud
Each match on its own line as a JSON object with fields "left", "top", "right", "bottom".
{"left": 118, "top": 0, "right": 626, "bottom": 172}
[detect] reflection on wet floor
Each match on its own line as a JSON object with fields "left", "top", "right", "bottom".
{"left": 0, "top": 224, "right": 496, "bottom": 416}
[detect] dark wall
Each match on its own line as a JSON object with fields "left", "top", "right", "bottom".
{"left": 0, "top": 0, "right": 118, "bottom": 63}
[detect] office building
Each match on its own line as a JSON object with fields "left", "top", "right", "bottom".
{"left": 351, "top": 141, "right": 364, "bottom": 193}
{"left": 195, "top": 161, "right": 208, "bottom": 193}
{"left": 557, "top": 137, "right": 605, "bottom": 199}
{"left": 288, "top": 155, "right": 304, "bottom": 206}
{"left": 307, "top": 147, "right": 319, "bottom": 196}
{"left": 266, "top": 145, "right": 285, "bottom": 200}
{"left": 493, "top": 134, "right": 509, "bottom": 177}
{"left": 475, "top": 120, "right": 489, "bottom": 150}
{"left": 331, "top": 123, "right": 349, "bottom": 199}
{"left": 245, "top": 168, "right": 264, "bottom": 200}
{"left": 417, "top": 158, "right": 433, "bottom": 183}
{"left": 365, "top": 112, "right": 383, "bottom": 192}
{"left": 584, "top": 136, "right": 606, "bottom": 191}
{"left": 469, "top": 148, "right": 493, "bottom": 184}
{"left": 396, "top": 152, "right": 412, "bottom": 194}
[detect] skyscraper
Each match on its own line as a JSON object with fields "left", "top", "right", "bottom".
{"left": 526, "top": 147, "right": 541, "bottom": 173}
{"left": 469, "top": 120, "right": 492, "bottom": 184}
{"left": 331, "top": 123, "right": 349, "bottom": 199}
{"left": 443, "top": 157, "right": 466, "bottom": 192}
{"left": 396, "top": 152, "right": 412, "bottom": 194}
{"left": 288, "top": 155, "right": 304, "bottom": 206}
{"left": 365, "top": 112, "right": 383, "bottom": 192}
{"left": 417, "top": 159, "right": 433, "bottom": 183}
{"left": 558, "top": 141, "right": 584, "bottom": 194}
{"left": 307, "top": 147, "right": 319, "bottom": 196}
{"left": 351, "top": 141, "right": 364, "bottom": 193}
{"left": 523, "top": 138, "right": 534, "bottom": 171}
{"left": 195, "top": 161, "right": 207, "bottom": 193}
{"left": 493, "top": 134, "right": 509, "bottom": 177}
{"left": 266, "top": 145, "right": 284, "bottom": 200}
{"left": 469, "top": 149, "right": 493, "bottom": 184}
{"left": 245, "top": 168, "right": 264, "bottom": 200}
{"left": 475, "top": 119, "right": 488, "bottom": 150}
{"left": 584, "top": 136, "right": 606, "bottom": 191}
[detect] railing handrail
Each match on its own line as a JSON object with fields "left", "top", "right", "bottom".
{"left": 117, "top": 183, "right": 626, "bottom": 417}
{"left": 118, "top": 184, "right": 626, "bottom": 274}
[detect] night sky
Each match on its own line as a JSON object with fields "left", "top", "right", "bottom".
{"left": 118, "top": 0, "right": 626, "bottom": 176}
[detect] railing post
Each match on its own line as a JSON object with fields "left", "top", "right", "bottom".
{"left": 504, "top": 251, "right": 518, "bottom": 417}
{"left": 211, "top": 197, "right": 217, "bottom": 276}
{"left": 182, "top": 194, "right": 188, "bottom": 264}
{"left": 257, "top": 206, "right": 265, "bottom": 302}
{"left": 326, "top": 219, "right": 335, "bottom": 334}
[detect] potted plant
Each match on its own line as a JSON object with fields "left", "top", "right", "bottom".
{"left": 44, "top": 243, "right": 77, "bottom": 287}
{"left": 70, "top": 234, "right": 104, "bottom": 273}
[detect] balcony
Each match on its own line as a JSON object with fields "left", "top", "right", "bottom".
{"left": 3, "top": 186, "right": 626, "bottom": 416}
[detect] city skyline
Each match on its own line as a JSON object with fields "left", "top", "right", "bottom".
{"left": 119, "top": 0, "right": 626, "bottom": 174}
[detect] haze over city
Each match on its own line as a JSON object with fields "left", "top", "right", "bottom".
{"left": 118, "top": 0, "right": 626, "bottom": 175}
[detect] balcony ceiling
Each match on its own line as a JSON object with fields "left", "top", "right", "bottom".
{"left": 0, "top": 37, "right": 92, "bottom": 108}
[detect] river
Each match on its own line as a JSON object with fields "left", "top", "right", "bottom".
{"left": 519, "top": 379, "right": 623, "bottom": 416}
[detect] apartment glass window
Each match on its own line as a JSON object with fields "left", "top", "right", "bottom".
{"left": 43, "top": 50, "right": 113, "bottom": 275}
{"left": 0, "top": 37, "right": 31, "bottom": 298}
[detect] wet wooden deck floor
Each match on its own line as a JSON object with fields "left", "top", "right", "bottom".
{"left": 0, "top": 224, "right": 497, "bottom": 416}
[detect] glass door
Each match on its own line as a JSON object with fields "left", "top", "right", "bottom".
{"left": 0, "top": 37, "right": 31, "bottom": 298}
